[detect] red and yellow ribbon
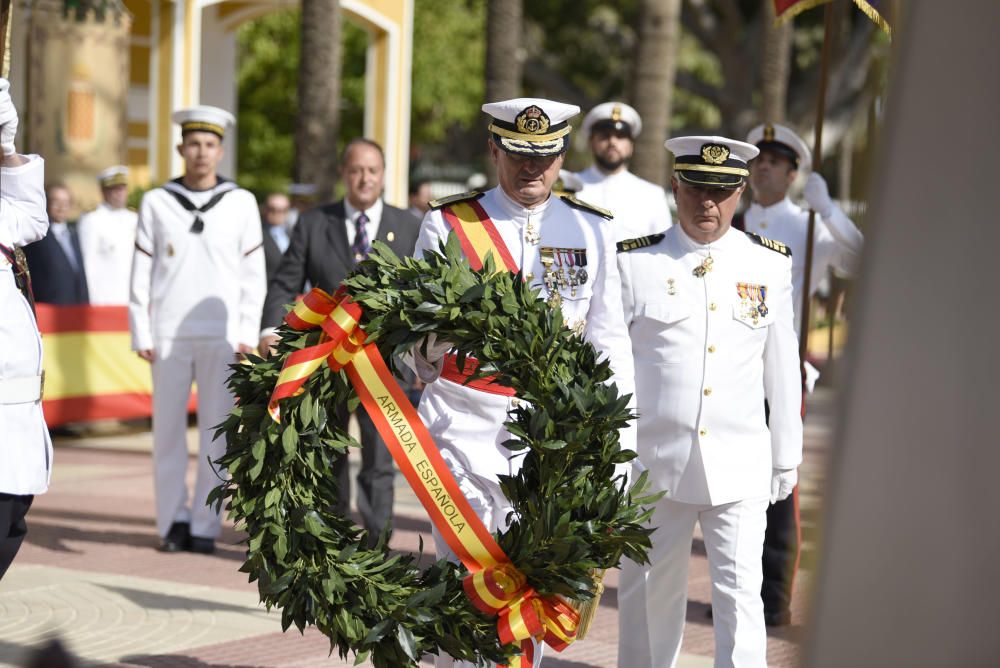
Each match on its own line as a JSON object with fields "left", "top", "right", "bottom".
{"left": 267, "top": 288, "right": 579, "bottom": 667}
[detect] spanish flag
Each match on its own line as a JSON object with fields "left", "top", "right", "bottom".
{"left": 37, "top": 305, "right": 193, "bottom": 427}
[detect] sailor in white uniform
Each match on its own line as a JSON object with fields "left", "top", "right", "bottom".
{"left": 570, "top": 101, "right": 672, "bottom": 243}
{"left": 77, "top": 165, "right": 138, "bottom": 305}
{"left": 0, "top": 78, "right": 52, "bottom": 579}
{"left": 743, "top": 123, "right": 864, "bottom": 335}
{"left": 617, "top": 136, "right": 802, "bottom": 667}
{"left": 412, "top": 98, "right": 636, "bottom": 668}
{"left": 129, "top": 105, "right": 266, "bottom": 555}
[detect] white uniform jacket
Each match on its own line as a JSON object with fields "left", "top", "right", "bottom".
{"left": 0, "top": 155, "right": 52, "bottom": 495}
{"left": 78, "top": 202, "right": 139, "bottom": 305}
{"left": 414, "top": 186, "right": 636, "bottom": 483}
{"left": 572, "top": 166, "right": 673, "bottom": 242}
{"left": 743, "top": 197, "right": 863, "bottom": 332}
{"left": 129, "top": 180, "right": 266, "bottom": 351}
{"left": 619, "top": 225, "right": 802, "bottom": 505}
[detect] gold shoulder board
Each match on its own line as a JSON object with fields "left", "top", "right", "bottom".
{"left": 428, "top": 190, "right": 484, "bottom": 210}
{"left": 617, "top": 233, "right": 665, "bottom": 254}
{"left": 559, "top": 194, "right": 613, "bottom": 220}
{"left": 746, "top": 232, "right": 792, "bottom": 256}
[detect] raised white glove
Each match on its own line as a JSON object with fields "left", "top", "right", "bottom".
{"left": 0, "top": 78, "right": 18, "bottom": 156}
{"left": 803, "top": 172, "right": 833, "bottom": 219}
{"left": 770, "top": 468, "right": 798, "bottom": 504}
{"left": 412, "top": 333, "right": 454, "bottom": 383}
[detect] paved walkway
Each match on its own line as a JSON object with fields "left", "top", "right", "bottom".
{"left": 0, "top": 389, "right": 835, "bottom": 667}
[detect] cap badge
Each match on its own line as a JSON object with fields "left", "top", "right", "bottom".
{"left": 515, "top": 105, "right": 551, "bottom": 135}
{"left": 701, "top": 144, "right": 730, "bottom": 165}
{"left": 763, "top": 124, "right": 775, "bottom": 141}
{"left": 611, "top": 105, "right": 622, "bottom": 122}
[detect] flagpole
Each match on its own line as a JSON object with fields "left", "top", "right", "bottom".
{"left": 798, "top": 2, "right": 834, "bottom": 364}
{"left": 0, "top": 0, "right": 11, "bottom": 78}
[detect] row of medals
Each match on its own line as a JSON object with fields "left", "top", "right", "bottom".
{"left": 541, "top": 247, "right": 588, "bottom": 307}
{"left": 690, "top": 251, "right": 768, "bottom": 325}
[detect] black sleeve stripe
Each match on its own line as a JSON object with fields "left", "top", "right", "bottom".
{"left": 243, "top": 242, "right": 263, "bottom": 257}
{"left": 135, "top": 242, "right": 153, "bottom": 258}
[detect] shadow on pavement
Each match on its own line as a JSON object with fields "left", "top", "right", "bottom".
{"left": 97, "top": 584, "right": 271, "bottom": 617}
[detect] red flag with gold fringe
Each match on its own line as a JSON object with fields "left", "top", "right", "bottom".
{"left": 774, "top": 0, "right": 891, "bottom": 38}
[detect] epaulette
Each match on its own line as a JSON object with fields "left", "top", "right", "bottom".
{"left": 617, "top": 233, "right": 665, "bottom": 254}
{"left": 428, "top": 190, "right": 484, "bottom": 210}
{"left": 559, "top": 194, "right": 613, "bottom": 220}
{"left": 746, "top": 232, "right": 792, "bottom": 257}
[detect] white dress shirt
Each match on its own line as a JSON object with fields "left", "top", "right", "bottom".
{"left": 344, "top": 198, "right": 383, "bottom": 247}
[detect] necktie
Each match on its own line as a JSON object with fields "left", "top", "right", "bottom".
{"left": 53, "top": 224, "right": 80, "bottom": 272}
{"left": 352, "top": 212, "right": 371, "bottom": 262}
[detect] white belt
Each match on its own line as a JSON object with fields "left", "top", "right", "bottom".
{"left": 0, "top": 374, "right": 44, "bottom": 404}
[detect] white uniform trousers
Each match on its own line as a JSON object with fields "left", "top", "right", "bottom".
{"left": 618, "top": 495, "right": 769, "bottom": 668}
{"left": 431, "top": 469, "right": 544, "bottom": 668}
{"left": 151, "top": 337, "right": 235, "bottom": 539}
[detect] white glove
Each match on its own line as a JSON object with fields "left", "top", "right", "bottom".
{"left": 803, "top": 172, "right": 833, "bottom": 219}
{"left": 412, "top": 333, "right": 454, "bottom": 383}
{"left": 769, "top": 468, "right": 798, "bottom": 504}
{"left": 0, "top": 78, "right": 18, "bottom": 157}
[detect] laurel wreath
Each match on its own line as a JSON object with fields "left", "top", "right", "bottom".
{"left": 210, "top": 237, "right": 659, "bottom": 667}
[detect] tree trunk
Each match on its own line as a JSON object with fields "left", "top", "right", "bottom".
{"left": 483, "top": 0, "right": 521, "bottom": 184}
{"left": 629, "top": 0, "right": 681, "bottom": 187}
{"left": 295, "top": 0, "right": 341, "bottom": 201}
{"left": 760, "top": 0, "right": 792, "bottom": 124}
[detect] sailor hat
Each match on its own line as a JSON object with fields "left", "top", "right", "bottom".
{"left": 97, "top": 165, "right": 129, "bottom": 188}
{"left": 746, "top": 123, "right": 812, "bottom": 169}
{"left": 665, "top": 135, "right": 759, "bottom": 189}
{"left": 483, "top": 98, "right": 580, "bottom": 157}
{"left": 581, "top": 101, "right": 642, "bottom": 138}
{"left": 287, "top": 183, "right": 319, "bottom": 197}
{"left": 171, "top": 105, "right": 235, "bottom": 139}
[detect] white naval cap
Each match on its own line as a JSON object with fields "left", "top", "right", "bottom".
{"left": 746, "top": 123, "right": 812, "bottom": 169}
{"left": 483, "top": 97, "right": 580, "bottom": 156}
{"left": 581, "top": 101, "right": 642, "bottom": 138}
{"left": 171, "top": 105, "right": 235, "bottom": 139}
{"left": 97, "top": 165, "right": 129, "bottom": 188}
{"left": 665, "top": 135, "right": 759, "bottom": 189}
{"left": 287, "top": 183, "right": 319, "bottom": 197}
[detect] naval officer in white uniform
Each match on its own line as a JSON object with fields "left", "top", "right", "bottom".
{"left": 570, "top": 101, "right": 672, "bottom": 243}
{"left": 129, "top": 105, "right": 266, "bottom": 554}
{"left": 412, "top": 98, "right": 636, "bottom": 668}
{"left": 0, "top": 78, "right": 52, "bottom": 580}
{"left": 617, "top": 136, "right": 802, "bottom": 667}
{"left": 743, "top": 123, "right": 864, "bottom": 335}
{"left": 77, "top": 165, "right": 139, "bottom": 305}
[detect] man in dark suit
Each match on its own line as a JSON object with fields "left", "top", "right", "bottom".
{"left": 23, "top": 183, "right": 89, "bottom": 304}
{"left": 260, "top": 138, "right": 419, "bottom": 546}
{"left": 261, "top": 192, "right": 291, "bottom": 284}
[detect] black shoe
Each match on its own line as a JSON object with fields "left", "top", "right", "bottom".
{"left": 764, "top": 609, "right": 792, "bottom": 627}
{"left": 188, "top": 537, "right": 216, "bottom": 554}
{"left": 159, "top": 522, "right": 190, "bottom": 552}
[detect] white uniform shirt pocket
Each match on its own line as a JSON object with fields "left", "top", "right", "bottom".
{"left": 639, "top": 301, "right": 692, "bottom": 364}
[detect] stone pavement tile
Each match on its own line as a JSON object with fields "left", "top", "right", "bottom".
{"left": 0, "top": 565, "right": 277, "bottom": 668}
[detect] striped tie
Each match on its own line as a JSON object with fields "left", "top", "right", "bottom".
{"left": 352, "top": 211, "right": 370, "bottom": 263}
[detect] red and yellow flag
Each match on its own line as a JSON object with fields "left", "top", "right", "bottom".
{"left": 268, "top": 288, "right": 579, "bottom": 667}
{"left": 774, "top": 0, "right": 891, "bottom": 38}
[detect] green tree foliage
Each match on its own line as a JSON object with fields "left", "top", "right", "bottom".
{"left": 236, "top": 1, "right": 487, "bottom": 194}
{"left": 236, "top": 11, "right": 368, "bottom": 196}
{"left": 411, "top": 0, "right": 486, "bottom": 144}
